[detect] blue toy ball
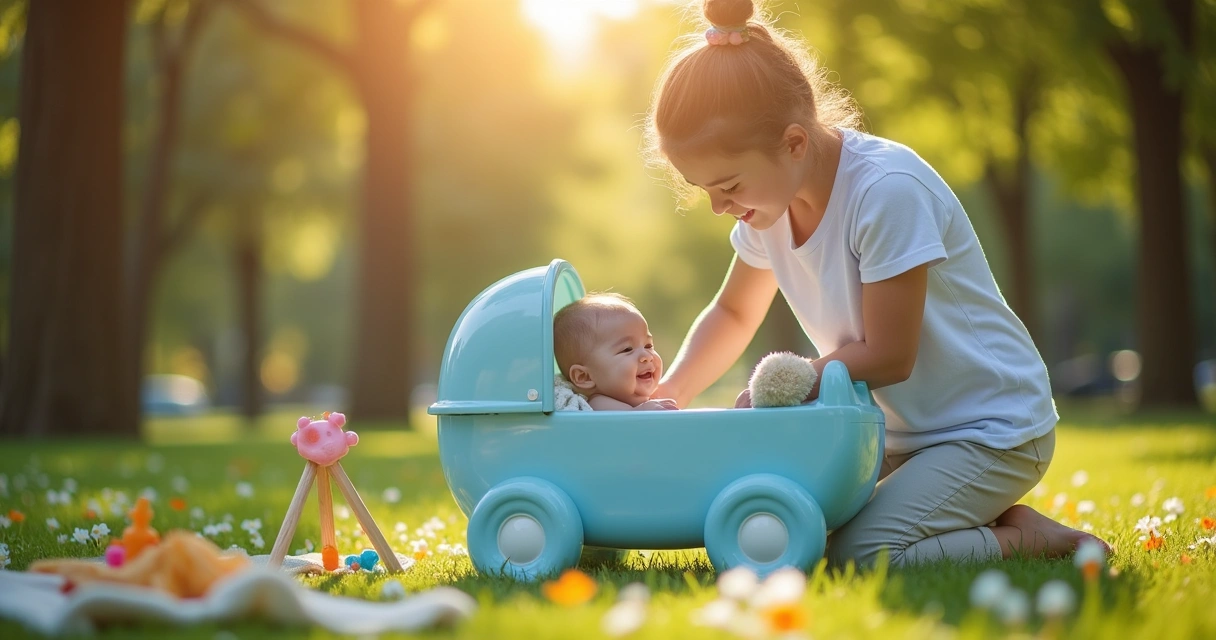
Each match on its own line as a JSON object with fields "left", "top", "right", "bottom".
{"left": 345, "top": 549, "right": 380, "bottom": 571}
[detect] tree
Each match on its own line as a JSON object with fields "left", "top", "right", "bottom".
{"left": 223, "top": 0, "right": 436, "bottom": 420}
{"left": 1097, "top": 0, "right": 1198, "bottom": 407}
{"left": 0, "top": 0, "right": 135, "bottom": 437}
{"left": 125, "top": 0, "right": 218, "bottom": 430}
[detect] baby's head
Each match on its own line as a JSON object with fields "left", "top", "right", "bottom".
{"left": 554, "top": 293, "right": 662, "bottom": 407}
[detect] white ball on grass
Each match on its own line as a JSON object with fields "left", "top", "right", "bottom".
{"left": 748, "top": 352, "right": 818, "bottom": 408}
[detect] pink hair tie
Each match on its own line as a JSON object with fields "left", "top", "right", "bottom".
{"left": 706, "top": 24, "right": 749, "bottom": 46}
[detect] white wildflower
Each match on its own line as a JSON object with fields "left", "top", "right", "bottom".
{"left": 1074, "top": 540, "right": 1106, "bottom": 572}
{"left": 749, "top": 567, "right": 806, "bottom": 608}
{"left": 382, "top": 487, "right": 401, "bottom": 503}
{"left": 1052, "top": 493, "right": 1068, "bottom": 510}
{"left": 203, "top": 524, "right": 220, "bottom": 537}
{"left": 620, "top": 582, "right": 650, "bottom": 603}
{"left": 1070, "top": 471, "right": 1088, "bottom": 487}
{"left": 1076, "top": 500, "right": 1096, "bottom": 515}
{"left": 63, "top": 478, "right": 77, "bottom": 493}
{"left": 0, "top": 515, "right": 9, "bottom": 529}
{"left": 691, "top": 598, "right": 739, "bottom": 629}
{"left": 0, "top": 543, "right": 9, "bottom": 570}
{"left": 235, "top": 482, "right": 254, "bottom": 499}
{"left": 56, "top": 534, "right": 68, "bottom": 544}
{"left": 1036, "top": 580, "right": 1076, "bottom": 617}
{"left": 1130, "top": 493, "right": 1145, "bottom": 507}
{"left": 969, "top": 569, "right": 1010, "bottom": 609}
{"left": 46, "top": 518, "right": 60, "bottom": 531}
{"left": 409, "top": 539, "right": 429, "bottom": 553}
{"left": 449, "top": 543, "right": 467, "bottom": 556}
{"left": 395, "top": 522, "right": 407, "bottom": 533}
{"left": 602, "top": 599, "right": 647, "bottom": 637}
{"left": 72, "top": 528, "right": 91, "bottom": 544}
{"left": 1134, "top": 516, "right": 1163, "bottom": 536}
{"left": 90, "top": 523, "right": 111, "bottom": 540}
{"left": 304, "top": 539, "right": 315, "bottom": 553}
{"left": 172, "top": 476, "right": 190, "bottom": 493}
{"left": 222, "top": 513, "right": 234, "bottom": 523}
{"left": 381, "top": 580, "right": 406, "bottom": 601}
{"left": 190, "top": 507, "right": 205, "bottom": 520}
{"left": 240, "top": 519, "right": 262, "bottom": 533}
{"left": 1164, "top": 514, "right": 1178, "bottom": 523}
{"left": 1163, "top": 497, "right": 1184, "bottom": 515}
{"left": 251, "top": 535, "right": 265, "bottom": 550}
{"left": 424, "top": 516, "right": 446, "bottom": 531}
{"left": 996, "top": 589, "right": 1030, "bottom": 626}
{"left": 46, "top": 489, "right": 62, "bottom": 505}
{"left": 336, "top": 506, "right": 351, "bottom": 520}
{"left": 716, "top": 566, "right": 759, "bottom": 601}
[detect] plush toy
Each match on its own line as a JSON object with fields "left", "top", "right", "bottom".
{"left": 291, "top": 412, "right": 358, "bottom": 467}
{"left": 747, "top": 352, "right": 818, "bottom": 407}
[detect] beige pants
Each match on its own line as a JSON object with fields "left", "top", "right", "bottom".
{"left": 825, "top": 429, "right": 1055, "bottom": 569}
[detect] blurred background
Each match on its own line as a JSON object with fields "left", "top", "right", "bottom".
{"left": 0, "top": 0, "right": 1212, "bottom": 438}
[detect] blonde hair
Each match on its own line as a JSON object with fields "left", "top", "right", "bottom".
{"left": 553, "top": 293, "right": 638, "bottom": 380}
{"left": 644, "top": 0, "right": 862, "bottom": 201}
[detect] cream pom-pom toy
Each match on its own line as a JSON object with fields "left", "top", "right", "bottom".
{"left": 748, "top": 352, "right": 819, "bottom": 407}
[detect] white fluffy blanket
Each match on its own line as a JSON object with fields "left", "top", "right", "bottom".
{"left": 554, "top": 375, "right": 593, "bottom": 411}
{"left": 0, "top": 553, "right": 475, "bottom": 636}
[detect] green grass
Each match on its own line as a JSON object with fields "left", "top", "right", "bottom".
{"left": 1, "top": 408, "right": 1214, "bottom": 639}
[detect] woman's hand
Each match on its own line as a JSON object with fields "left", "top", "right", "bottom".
{"left": 636, "top": 398, "right": 679, "bottom": 411}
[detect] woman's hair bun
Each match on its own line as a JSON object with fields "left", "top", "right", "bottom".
{"left": 703, "top": 0, "right": 755, "bottom": 27}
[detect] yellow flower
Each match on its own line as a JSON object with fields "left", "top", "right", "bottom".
{"left": 542, "top": 569, "right": 598, "bottom": 606}
{"left": 1206, "top": 486, "right": 1216, "bottom": 500}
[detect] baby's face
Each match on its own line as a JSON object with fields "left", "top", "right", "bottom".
{"left": 581, "top": 307, "right": 662, "bottom": 406}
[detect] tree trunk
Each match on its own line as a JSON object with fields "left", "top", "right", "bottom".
{"left": 1108, "top": 0, "right": 1197, "bottom": 408}
{"left": 235, "top": 212, "right": 263, "bottom": 422}
{"left": 0, "top": 0, "right": 135, "bottom": 438}
{"left": 1203, "top": 144, "right": 1216, "bottom": 312}
{"left": 984, "top": 69, "right": 1038, "bottom": 346}
{"left": 348, "top": 1, "right": 415, "bottom": 420}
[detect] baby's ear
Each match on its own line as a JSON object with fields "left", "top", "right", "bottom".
{"left": 297, "top": 416, "right": 310, "bottom": 430}
{"left": 568, "top": 365, "right": 595, "bottom": 390}
{"left": 329, "top": 412, "right": 346, "bottom": 427}
{"left": 345, "top": 431, "right": 359, "bottom": 447}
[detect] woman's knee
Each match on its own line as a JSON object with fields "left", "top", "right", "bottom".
{"left": 825, "top": 528, "right": 906, "bottom": 570}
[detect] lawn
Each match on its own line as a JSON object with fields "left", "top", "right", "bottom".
{"left": 1, "top": 407, "right": 1214, "bottom": 639}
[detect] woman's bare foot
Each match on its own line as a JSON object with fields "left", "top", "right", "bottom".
{"left": 988, "top": 504, "right": 1113, "bottom": 559}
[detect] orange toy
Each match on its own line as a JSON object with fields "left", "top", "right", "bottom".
{"left": 122, "top": 497, "right": 161, "bottom": 560}
{"left": 31, "top": 531, "right": 249, "bottom": 598}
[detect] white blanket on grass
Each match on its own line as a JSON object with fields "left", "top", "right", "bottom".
{"left": 0, "top": 552, "right": 476, "bottom": 636}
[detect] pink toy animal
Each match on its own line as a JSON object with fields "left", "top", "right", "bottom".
{"left": 291, "top": 412, "right": 358, "bottom": 466}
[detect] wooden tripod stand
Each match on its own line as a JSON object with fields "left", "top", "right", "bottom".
{"left": 268, "top": 460, "right": 404, "bottom": 573}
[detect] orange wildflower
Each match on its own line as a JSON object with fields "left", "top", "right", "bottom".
{"left": 541, "top": 569, "right": 598, "bottom": 606}
{"left": 1206, "top": 486, "right": 1216, "bottom": 500}
{"left": 7, "top": 510, "right": 24, "bottom": 523}
{"left": 1080, "top": 560, "right": 1101, "bottom": 582}
{"left": 1143, "top": 532, "right": 1165, "bottom": 551}
{"left": 1180, "top": 554, "right": 1193, "bottom": 565}
{"left": 84, "top": 509, "right": 97, "bottom": 520}
{"left": 169, "top": 497, "right": 187, "bottom": 511}
{"left": 763, "top": 603, "right": 808, "bottom": 633}
{"left": 413, "top": 550, "right": 428, "bottom": 561}
{"left": 1202, "top": 517, "right": 1215, "bottom": 531}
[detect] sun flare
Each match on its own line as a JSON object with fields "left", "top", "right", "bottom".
{"left": 521, "top": 0, "right": 640, "bottom": 60}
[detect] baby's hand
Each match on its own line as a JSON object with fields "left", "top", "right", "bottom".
{"left": 635, "top": 398, "right": 679, "bottom": 411}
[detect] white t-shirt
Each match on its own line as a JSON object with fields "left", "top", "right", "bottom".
{"left": 731, "top": 129, "right": 1057, "bottom": 454}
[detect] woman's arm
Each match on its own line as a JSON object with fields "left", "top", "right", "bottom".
{"left": 807, "top": 264, "right": 929, "bottom": 397}
{"left": 656, "top": 255, "right": 779, "bottom": 408}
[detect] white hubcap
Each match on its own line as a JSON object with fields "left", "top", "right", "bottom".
{"left": 738, "top": 513, "right": 788, "bottom": 563}
{"left": 498, "top": 515, "right": 545, "bottom": 564}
